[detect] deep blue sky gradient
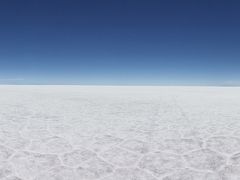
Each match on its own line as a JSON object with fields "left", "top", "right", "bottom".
{"left": 0, "top": 0, "right": 240, "bottom": 85}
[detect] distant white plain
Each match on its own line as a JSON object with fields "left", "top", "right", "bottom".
{"left": 0, "top": 86, "right": 240, "bottom": 179}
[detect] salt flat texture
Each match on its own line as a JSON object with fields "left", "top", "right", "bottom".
{"left": 0, "top": 85, "right": 240, "bottom": 180}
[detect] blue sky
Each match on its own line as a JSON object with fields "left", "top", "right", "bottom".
{"left": 0, "top": 0, "right": 240, "bottom": 85}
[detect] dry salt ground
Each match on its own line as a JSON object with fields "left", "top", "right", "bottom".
{"left": 1, "top": 85, "right": 240, "bottom": 180}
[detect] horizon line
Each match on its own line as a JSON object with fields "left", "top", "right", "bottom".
{"left": 0, "top": 84, "right": 240, "bottom": 87}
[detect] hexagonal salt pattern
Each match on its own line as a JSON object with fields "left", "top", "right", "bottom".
{"left": 1, "top": 86, "right": 240, "bottom": 179}
{"left": 75, "top": 157, "right": 114, "bottom": 179}
{"left": 103, "top": 168, "right": 158, "bottom": 180}
{"left": 34, "top": 166, "right": 78, "bottom": 180}
{"left": 101, "top": 147, "right": 140, "bottom": 167}
{"left": 206, "top": 136, "right": 240, "bottom": 154}
{"left": 61, "top": 148, "right": 96, "bottom": 167}
{"left": 11, "top": 151, "right": 61, "bottom": 179}
{"left": 139, "top": 152, "right": 184, "bottom": 177}
{"left": 161, "top": 169, "right": 220, "bottom": 180}
{"left": 184, "top": 149, "right": 226, "bottom": 171}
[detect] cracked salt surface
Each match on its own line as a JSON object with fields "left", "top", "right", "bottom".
{"left": 0, "top": 85, "right": 240, "bottom": 179}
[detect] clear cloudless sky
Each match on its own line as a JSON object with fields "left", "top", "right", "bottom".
{"left": 0, "top": 0, "right": 240, "bottom": 85}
